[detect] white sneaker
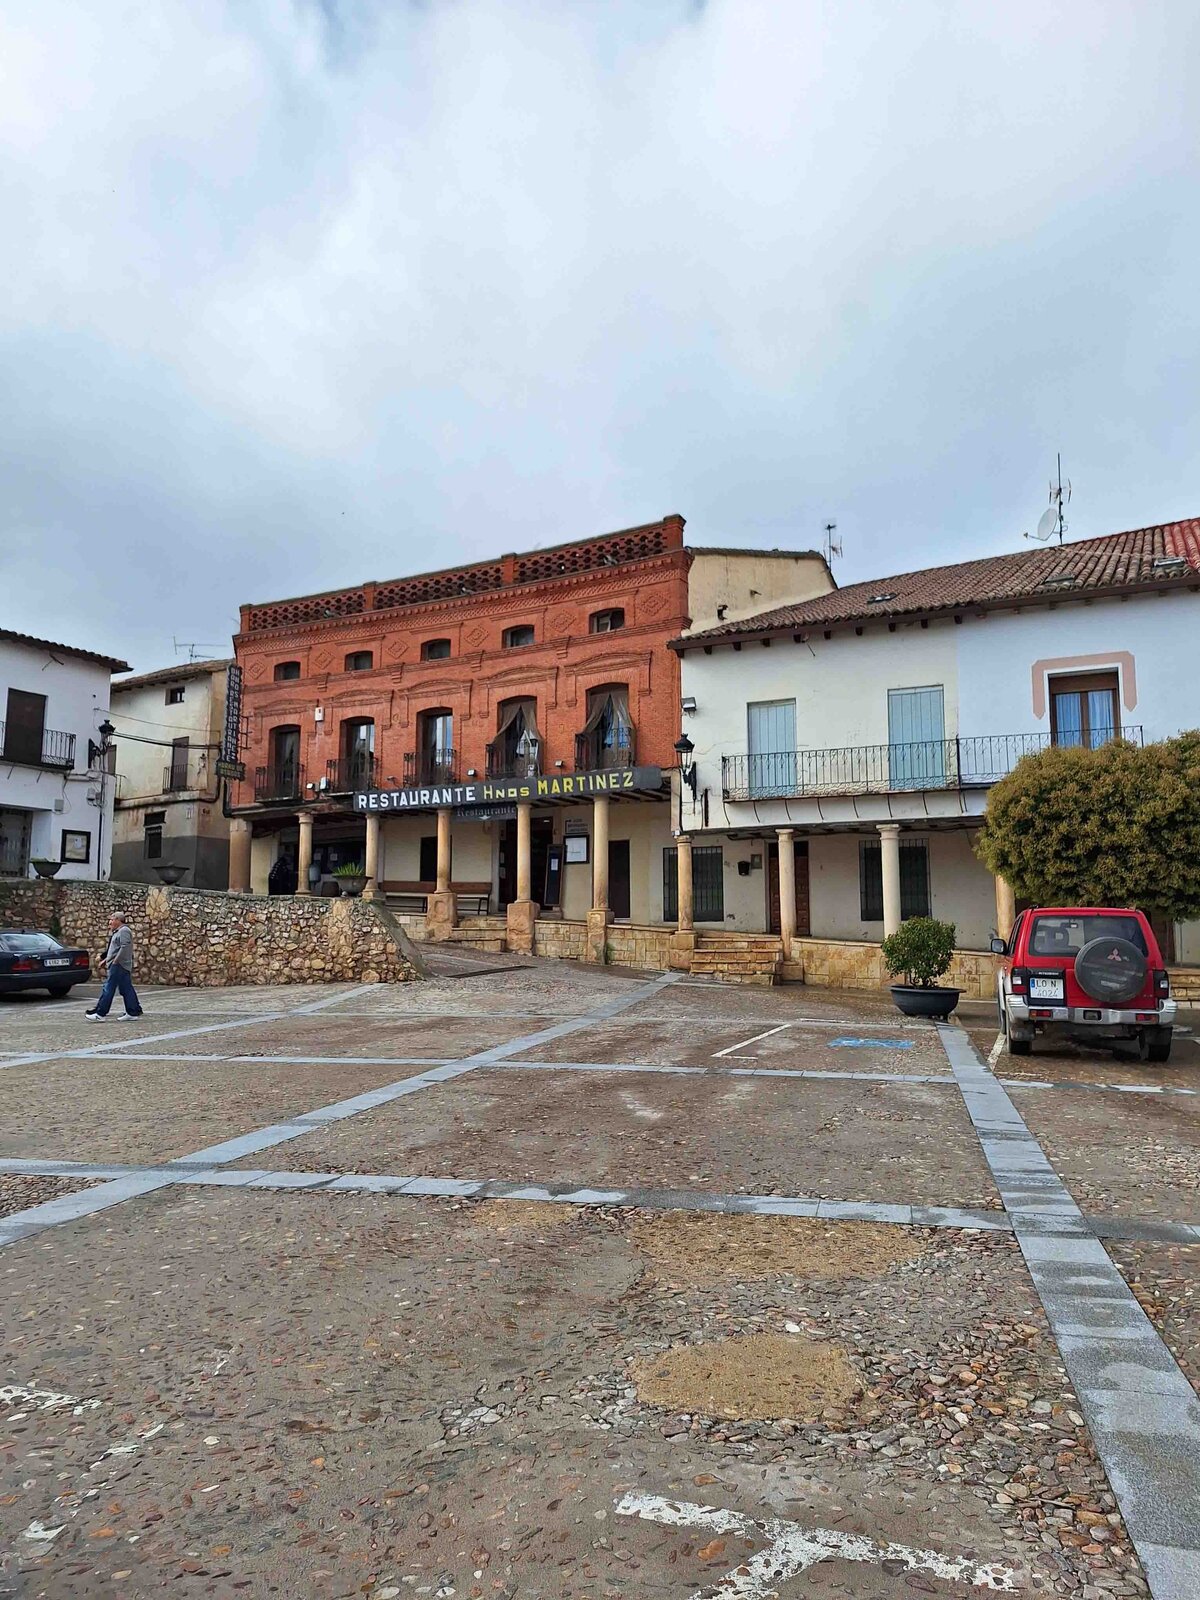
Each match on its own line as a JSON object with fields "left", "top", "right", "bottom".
{"left": 85, "top": 1011, "right": 106, "bottom": 1022}
{"left": 119, "top": 1012, "right": 144, "bottom": 1021}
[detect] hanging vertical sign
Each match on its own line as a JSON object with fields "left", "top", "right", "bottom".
{"left": 216, "top": 665, "right": 246, "bottom": 780}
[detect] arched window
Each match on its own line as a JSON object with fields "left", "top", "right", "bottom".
{"left": 577, "top": 684, "right": 633, "bottom": 771}
{"left": 338, "top": 718, "right": 375, "bottom": 790}
{"left": 502, "top": 624, "right": 535, "bottom": 649}
{"left": 274, "top": 661, "right": 301, "bottom": 682}
{"left": 344, "top": 650, "right": 373, "bottom": 672}
{"left": 421, "top": 639, "right": 452, "bottom": 660}
{"left": 412, "top": 708, "right": 455, "bottom": 785}
{"left": 589, "top": 608, "right": 625, "bottom": 634}
{"left": 488, "top": 698, "right": 541, "bottom": 780}
{"left": 260, "top": 724, "right": 302, "bottom": 801}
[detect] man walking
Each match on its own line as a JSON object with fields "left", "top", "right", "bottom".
{"left": 85, "top": 913, "right": 145, "bottom": 1021}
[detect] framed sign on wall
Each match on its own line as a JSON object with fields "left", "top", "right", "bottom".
{"left": 61, "top": 829, "right": 91, "bottom": 864}
{"left": 563, "top": 833, "right": 589, "bottom": 865}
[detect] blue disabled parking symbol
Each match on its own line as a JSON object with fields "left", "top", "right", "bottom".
{"left": 830, "top": 1036, "right": 914, "bottom": 1049}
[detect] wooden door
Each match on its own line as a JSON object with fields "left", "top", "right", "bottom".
{"left": 767, "top": 840, "right": 810, "bottom": 935}
{"left": 4, "top": 689, "right": 46, "bottom": 766}
{"left": 609, "top": 839, "right": 631, "bottom": 919}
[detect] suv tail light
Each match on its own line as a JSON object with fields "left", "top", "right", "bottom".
{"left": 1154, "top": 968, "right": 1171, "bottom": 999}
{"left": 1011, "top": 967, "right": 1030, "bottom": 993}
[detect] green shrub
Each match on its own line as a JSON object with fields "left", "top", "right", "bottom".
{"left": 332, "top": 861, "right": 366, "bottom": 878}
{"left": 881, "top": 916, "right": 957, "bottom": 988}
{"left": 976, "top": 732, "right": 1200, "bottom": 920}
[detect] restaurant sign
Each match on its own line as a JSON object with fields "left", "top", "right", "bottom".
{"left": 354, "top": 765, "right": 663, "bottom": 812}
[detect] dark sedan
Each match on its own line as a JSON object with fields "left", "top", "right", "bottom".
{"left": 0, "top": 930, "right": 91, "bottom": 997}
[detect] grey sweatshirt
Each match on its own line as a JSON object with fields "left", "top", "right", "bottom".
{"left": 104, "top": 925, "right": 134, "bottom": 970}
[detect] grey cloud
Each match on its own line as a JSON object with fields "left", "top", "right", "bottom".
{"left": 1, "top": 0, "right": 1197, "bottom": 668}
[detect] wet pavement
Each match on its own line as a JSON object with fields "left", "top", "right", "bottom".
{"left": 3, "top": 958, "right": 1200, "bottom": 1599}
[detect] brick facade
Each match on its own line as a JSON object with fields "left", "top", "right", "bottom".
{"left": 231, "top": 515, "right": 691, "bottom": 808}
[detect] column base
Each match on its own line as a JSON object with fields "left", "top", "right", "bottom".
{"left": 506, "top": 899, "right": 539, "bottom": 954}
{"left": 669, "top": 929, "right": 695, "bottom": 971}
{"left": 426, "top": 889, "right": 458, "bottom": 940}
{"left": 583, "top": 907, "right": 613, "bottom": 965}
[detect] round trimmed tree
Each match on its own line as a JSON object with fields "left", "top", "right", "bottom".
{"left": 976, "top": 732, "right": 1200, "bottom": 922}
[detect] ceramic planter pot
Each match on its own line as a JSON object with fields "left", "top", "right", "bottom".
{"left": 29, "top": 859, "right": 62, "bottom": 879}
{"left": 890, "top": 984, "right": 961, "bottom": 1019}
{"left": 337, "top": 875, "right": 367, "bottom": 897}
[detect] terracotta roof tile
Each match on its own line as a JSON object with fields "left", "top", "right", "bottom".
{"left": 677, "top": 518, "right": 1200, "bottom": 644}
{"left": 0, "top": 627, "right": 130, "bottom": 672}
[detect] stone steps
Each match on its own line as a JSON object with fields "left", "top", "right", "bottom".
{"left": 691, "top": 932, "right": 783, "bottom": 986}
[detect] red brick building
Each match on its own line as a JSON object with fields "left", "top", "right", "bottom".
{"left": 227, "top": 516, "right": 830, "bottom": 958}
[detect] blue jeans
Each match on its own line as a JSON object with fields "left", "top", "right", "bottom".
{"left": 93, "top": 965, "right": 142, "bottom": 1017}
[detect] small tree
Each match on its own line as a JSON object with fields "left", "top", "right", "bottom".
{"left": 976, "top": 733, "right": 1200, "bottom": 921}
{"left": 881, "top": 917, "right": 957, "bottom": 988}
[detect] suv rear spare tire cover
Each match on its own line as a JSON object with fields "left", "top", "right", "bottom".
{"left": 1074, "top": 936, "right": 1147, "bottom": 1004}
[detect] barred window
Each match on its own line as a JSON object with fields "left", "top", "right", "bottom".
{"left": 859, "top": 839, "right": 930, "bottom": 921}
{"left": 663, "top": 845, "right": 724, "bottom": 922}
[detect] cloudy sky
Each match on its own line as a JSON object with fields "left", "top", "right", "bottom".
{"left": 2, "top": 0, "right": 1197, "bottom": 670}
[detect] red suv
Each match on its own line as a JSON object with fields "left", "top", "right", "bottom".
{"left": 993, "top": 907, "right": 1175, "bottom": 1062}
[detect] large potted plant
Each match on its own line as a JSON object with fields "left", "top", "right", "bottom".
{"left": 881, "top": 917, "right": 960, "bottom": 1018}
{"left": 333, "top": 861, "right": 368, "bottom": 897}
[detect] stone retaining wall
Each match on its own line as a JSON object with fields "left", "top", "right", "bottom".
{"left": 0, "top": 877, "right": 426, "bottom": 987}
{"left": 792, "top": 936, "right": 995, "bottom": 1000}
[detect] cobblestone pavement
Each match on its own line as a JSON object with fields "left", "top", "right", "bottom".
{"left": 2, "top": 957, "right": 1200, "bottom": 1600}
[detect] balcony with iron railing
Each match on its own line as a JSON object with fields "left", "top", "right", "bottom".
{"left": 404, "top": 749, "right": 459, "bottom": 787}
{"left": 0, "top": 721, "right": 77, "bottom": 771}
{"left": 486, "top": 740, "right": 540, "bottom": 781}
{"left": 254, "top": 762, "right": 305, "bottom": 803}
{"left": 575, "top": 725, "right": 637, "bottom": 772}
{"left": 326, "top": 754, "right": 377, "bottom": 793}
{"left": 721, "top": 729, "right": 1144, "bottom": 802}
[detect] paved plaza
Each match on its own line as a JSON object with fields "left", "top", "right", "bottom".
{"left": 3, "top": 953, "right": 1200, "bottom": 1600}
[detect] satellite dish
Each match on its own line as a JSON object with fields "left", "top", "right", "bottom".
{"left": 1034, "top": 505, "right": 1059, "bottom": 542}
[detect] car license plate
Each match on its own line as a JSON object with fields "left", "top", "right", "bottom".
{"left": 1029, "top": 976, "right": 1064, "bottom": 1001}
{"left": 44, "top": 958, "right": 70, "bottom": 968}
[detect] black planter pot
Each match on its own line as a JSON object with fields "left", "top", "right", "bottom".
{"left": 337, "top": 876, "right": 367, "bottom": 898}
{"left": 890, "top": 984, "right": 961, "bottom": 1019}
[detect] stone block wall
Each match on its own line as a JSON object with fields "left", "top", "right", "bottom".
{"left": 791, "top": 936, "right": 995, "bottom": 1000}
{"left": 533, "top": 920, "right": 587, "bottom": 961}
{"left": 604, "top": 924, "right": 675, "bottom": 971}
{"left": 0, "top": 876, "right": 425, "bottom": 987}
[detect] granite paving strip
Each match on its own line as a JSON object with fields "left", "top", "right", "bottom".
{"left": 492, "top": 1058, "right": 954, "bottom": 1085}
{"left": 938, "top": 1020, "right": 1200, "bottom": 1600}
{"left": 0, "top": 971, "right": 680, "bottom": 1249}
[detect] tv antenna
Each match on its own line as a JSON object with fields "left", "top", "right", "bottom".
{"left": 1024, "top": 455, "right": 1071, "bottom": 546}
{"left": 173, "top": 637, "right": 217, "bottom": 662}
{"left": 823, "top": 521, "right": 843, "bottom": 565}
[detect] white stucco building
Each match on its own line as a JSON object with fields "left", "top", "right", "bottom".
{"left": 109, "top": 659, "right": 234, "bottom": 889}
{"left": 1, "top": 628, "right": 129, "bottom": 881}
{"left": 674, "top": 518, "right": 1200, "bottom": 965}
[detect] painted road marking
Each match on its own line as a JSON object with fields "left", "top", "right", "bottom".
{"left": 615, "top": 1492, "right": 1019, "bottom": 1594}
{"left": 0, "top": 1382, "right": 101, "bottom": 1416}
{"left": 986, "top": 1032, "right": 1005, "bottom": 1069}
{"left": 712, "top": 1024, "right": 790, "bottom": 1059}
{"left": 829, "top": 1036, "right": 913, "bottom": 1049}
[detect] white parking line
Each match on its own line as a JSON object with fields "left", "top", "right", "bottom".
{"left": 615, "top": 1492, "right": 1018, "bottom": 1595}
{"left": 712, "top": 1023, "right": 790, "bottom": 1059}
{"left": 986, "top": 1032, "right": 1005, "bottom": 1069}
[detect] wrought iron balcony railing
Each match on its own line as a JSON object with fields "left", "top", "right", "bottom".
{"left": 486, "top": 740, "right": 540, "bottom": 781}
{"left": 721, "top": 729, "right": 1144, "bottom": 802}
{"left": 0, "top": 721, "right": 77, "bottom": 771}
{"left": 254, "top": 763, "right": 305, "bottom": 803}
{"left": 326, "top": 755, "right": 376, "bottom": 793}
{"left": 404, "top": 749, "right": 459, "bottom": 787}
{"left": 575, "top": 726, "right": 637, "bottom": 772}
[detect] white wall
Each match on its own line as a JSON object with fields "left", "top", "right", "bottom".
{"left": 1, "top": 639, "right": 116, "bottom": 879}
{"left": 110, "top": 672, "right": 222, "bottom": 801}
{"left": 685, "top": 551, "right": 832, "bottom": 634}
{"left": 956, "top": 590, "right": 1200, "bottom": 745}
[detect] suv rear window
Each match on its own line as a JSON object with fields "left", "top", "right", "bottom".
{"left": 1028, "top": 915, "right": 1147, "bottom": 958}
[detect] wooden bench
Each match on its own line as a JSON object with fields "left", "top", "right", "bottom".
{"left": 382, "top": 882, "right": 491, "bottom": 918}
